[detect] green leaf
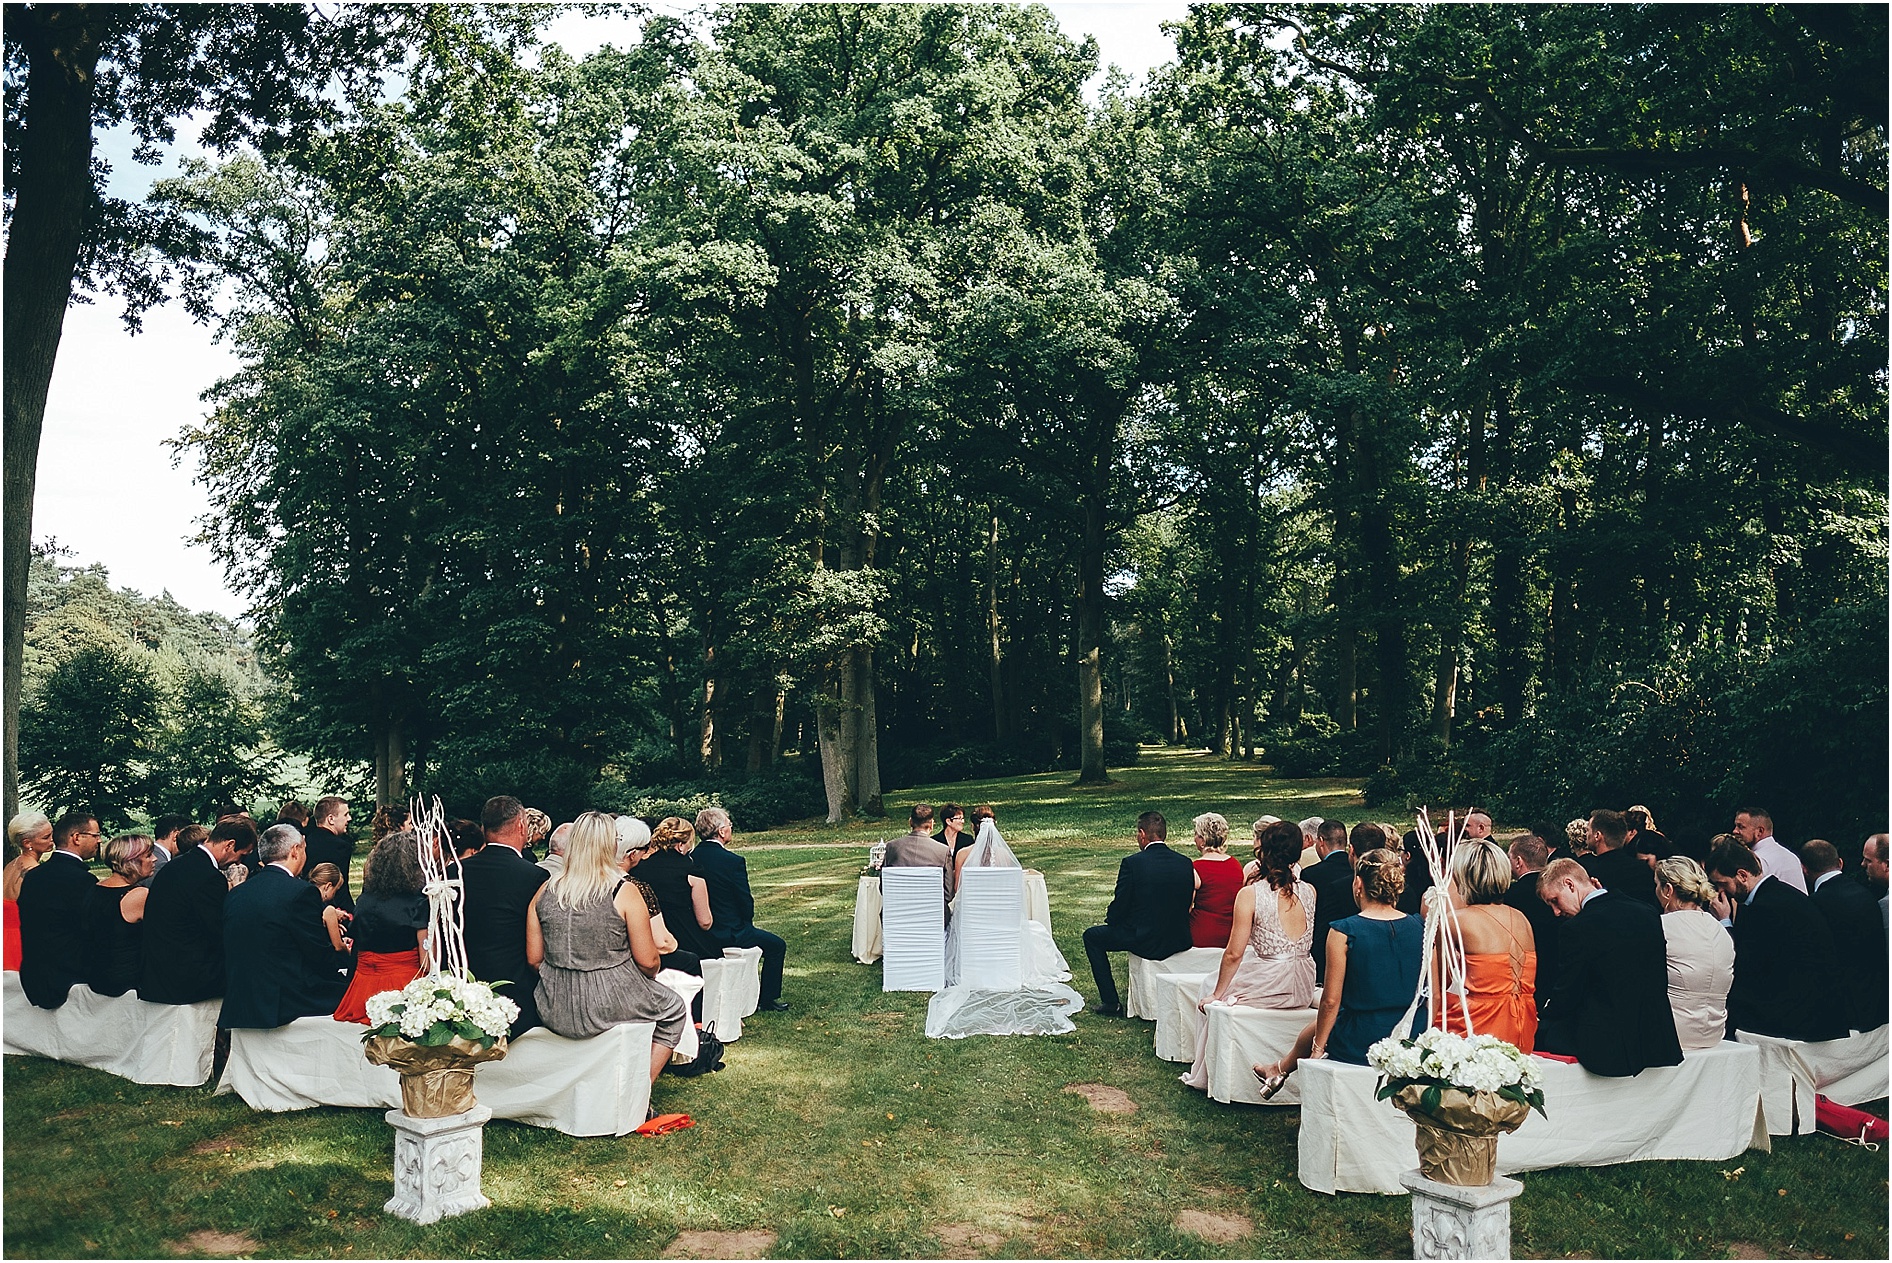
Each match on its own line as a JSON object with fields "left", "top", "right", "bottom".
{"left": 1420, "top": 1083, "right": 1441, "bottom": 1115}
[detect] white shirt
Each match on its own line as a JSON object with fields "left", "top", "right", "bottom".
{"left": 1813, "top": 869, "right": 1844, "bottom": 893}
{"left": 1752, "top": 836, "right": 1806, "bottom": 893}
{"left": 1581, "top": 885, "right": 1607, "bottom": 909}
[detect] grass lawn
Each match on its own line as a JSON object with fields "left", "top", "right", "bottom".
{"left": 5, "top": 749, "right": 1886, "bottom": 1259}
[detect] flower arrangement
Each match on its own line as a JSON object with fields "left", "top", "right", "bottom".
{"left": 1368, "top": 1028, "right": 1547, "bottom": 1117}
{"left": 363, "top": 973, "right": 518, "bottom": 1050}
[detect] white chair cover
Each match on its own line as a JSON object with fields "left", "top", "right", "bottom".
{"left": 700, "top": 946, "right": 764, "bottom": 1040}
{"left": 1127, "top": 946, "right": 1223, "bottom": 1019}
{"left": 880, "top": 867, "right": 946, "bottom": 992}
{"left": 1188, "top": 1000, "right": 1321, "bottom": 1104}
{"left": 3, "top": 971, "right": 220, "bottom": 1086}
{"left": 955, "top": 866, "right": 1025, "bottom": 991}
{"left": 1152, "top": 970, "right": 1214, "bottom": 1062}
{"left": 656, "top": 968, "right": 705, "bottom": 1063}
{"left": 1737, "top": 1024, "right": 1890, "bottom": 1135}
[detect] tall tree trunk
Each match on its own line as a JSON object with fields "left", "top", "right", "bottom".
{"left": 816, "top": 682, "right": 857, "bottom": 825}
{"left": 746, "top": 683, "right": 780, "bottom": 772}
{"left": 855, "top": 645, "right": 883, "bottom": 816}
{"left": 384, "top": 717, "right": 406, "bottom": 806}
{"left": 1160, "top": 626, "right": 1180, "bottom": 744}
{"left": 1076, "top": 493, "right": 1108, "bottom": 783}
{"left": 3, "top": 11, "right": 103, "bottom": 823}
{"left": 986, "top": 508, "right": 1006, "bottom": 741}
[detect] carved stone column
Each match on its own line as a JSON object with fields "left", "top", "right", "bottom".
{"left": 384, "top": 1104, "right": 493, "bottom": 1224}
{"left": 1400, "top": 1169, "right": 1522, "bottom": 1260}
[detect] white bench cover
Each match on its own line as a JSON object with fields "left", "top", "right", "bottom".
{"left": 880, "top": 868, "right": 946, "bottom": 992}
{"left": 215, "top": 1015, "right": 655, "bottom": 1136}
{"left": 1126, "top": 947, "right": 1223, "bottom": 1020}
{"left": 3, "top": 971, "right": 219, "bottom": 1086}
{"left": 1297, "top": 1043, "right": 1769, "bottom": 1195}
{"left": 1191, "top": 999, "right": 1320, "bottom": 1105}
{"left": 1152, "top": 970, "right": 1213, "bottom": 1062}
{"left": 700, "top": 946, "right": 763, "bottom": 1041}
{"left": 1737, "top": 1025, "right": 1889, "bottom": 1136}
{"left": 956, "top": 867, "right": 1025, "bottom": 990}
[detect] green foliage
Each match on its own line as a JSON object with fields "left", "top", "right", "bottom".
{"left": 147, "top": 662, "right": 289, "bottom": 819}
{"left": 601, "top": 762, "right": 830, "bottom": 834}
{"left": 19, "top": 643, "right": 163, "bottom": 829}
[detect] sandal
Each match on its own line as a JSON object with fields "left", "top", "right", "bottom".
{"left": 1254, "top": 1064, "right": 1290, "bottom": 1100}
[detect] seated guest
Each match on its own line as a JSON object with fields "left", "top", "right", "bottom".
{"left": 1579, "top": 809, "right": 1657, "bottom": 906}
{"left": 1706, "top": 841, "right": 1849, "bottom": 1042}
{"left": 218, "top": 819, "right": 259, "bottom": 890}
{"left": 17, "top": 811, "right": 102, "bottom": 1008}
{"left": 148, "top": 813, "right": 191, "bottom": 881}
{"left": 1564, "top": 818, "right": 1592, "bottom": 857}
{"left": 303, "top": 797, "right": 357, "bottom": 914}
{"left": 884, "top": 804, "right": 953, "bottom": 900}
{"left": 1396, "top": 825, "right": 1437, "bottom": 915}
{"left": 1733, "top": 807, "right": 1805, "bottom": 893}
{"left": 1302, "top": 819, "right": 1358, "bottom": 982}
{"left": 79, "top": 833, "right": 156, "bottom": 997}
{"left": 620, "top": 817, "right": 704, "bottom": 1024}
{"left": 219, "top": 825, "right": 351, "bottom": 1029}
{"left": 1531, "top": 820, "right": 1573, "bottom": 863}
{"left": 1082, "top": 811, "right": 1194, "bottom": 1017}
{"left": 140, "top": 822, "right": 240, "bottom": 1004}
{"left": 368, "top": 803, "right": 409, "bottom": 847}
{"left": 309, "top": 862, "right": 344, "bottom": 906}
{"left": 1182, "top": 821, "right": 1316, "bottom": 1090}
{"left": 638, "top": 817, "right": 720, "bottom": 959}
{"left": 461, "top": 796, "right": 551, "bottom": 1037}
{"left": 1187, "top": 812, "right": 1244, "bottom": 949}
{"left": 1431, "top": 840, "right": 1536, "bottom": 1052}
{"left": 1240, "top": 815, "right": 1285, "bottom": 883}
{"left": 693, "top": 806, "right": 789, "bottom": 1012}
{"left": 1799, "top": 839, "right": 1887, "bottom": 1033}
{"left": 1653, "top": 857, "right": 1735, "bottom": 1051}
{"left": 539, "top": 823, "right": 572, "bottom": 877}
{"left": 1503, "top": 833, "right": 1560, "bottom": 1015}
{"left": 334, "top": 831, "right": 431, "bottom": 1024}
{"left": 526, "top": 812, "right": 688, "bottom": 1086}
{"left": 933, "top": 803, "right": 972, "bottom": 856}
{"left": 1255, "top": 849, "right": 1422, "bottom": 1095}
{"left": 5, "top": 810, "right": 55, "bottom": 900}
{"left": 522, "top": 807, "right": 553, "bottom": 861}
{"left": 1862, "top": 833, "right": 1889, "bottom": 929}
{"left": 1536, "top": 858, "right": 1684, "bottom": 1075}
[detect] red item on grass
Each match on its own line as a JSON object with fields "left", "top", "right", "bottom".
{"left": 635, "top": 1113, "right": 695, "bottom": 1136}
{"left": 1815, "top": 1095, "right": 1888, "bottom": 1144}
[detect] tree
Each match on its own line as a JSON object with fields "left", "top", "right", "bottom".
{"left": 18, "top": 642, "right": 161, "bottom": 827}
{"left": 148, "top": 661, "right": 287, "bottom": 819}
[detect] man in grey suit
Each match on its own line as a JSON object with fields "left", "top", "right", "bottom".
{"left": 883, "top": 804, "right": 954, "bottom": 908}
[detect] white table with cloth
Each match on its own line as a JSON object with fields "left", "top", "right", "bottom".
{"left": 853, "top": 870, "right": 1051, "bottom": 964}
{"left": 217, "top": 1015, "right": 657, "bottom": 1136}
{"left": 1737, "top": 1025, "right": 1889, "bottom": 1136}
{"left": 1296, "top": 1043, "right": 1770, "bottom": 1195}
{"left": 3, "top": 971, "right": 220, "bottom": 1087}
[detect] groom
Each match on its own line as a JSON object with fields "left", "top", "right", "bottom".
{"left": 1082, "top": 811, "right": 1194, "bottom": 1017}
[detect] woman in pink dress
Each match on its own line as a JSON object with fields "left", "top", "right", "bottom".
{"left": 1189, "top": 812, "right": 1245, "bottom": 948}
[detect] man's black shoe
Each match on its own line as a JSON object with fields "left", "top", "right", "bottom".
{"left": 757, "top": 999, "right": 790, "bottom": 1012}
{"left": 1092, "top": 1004, "right": 1124, "bottom": 1018}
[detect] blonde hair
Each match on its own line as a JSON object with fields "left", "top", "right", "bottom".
{"left": 1451, "top": 840, "right": 1512, "bottom": 905}
{"left": 1193, "top": 812, "right": 1230, "bottom": 850}
{"left": 103, "top": 833, "right": 153, "bottom": 880}
{"left": 1355, "top": 848, "right": 1406, "bottom": 906}
{"left": 1655, "top": 856, "right": 1716, "bottom": 908}
{"left": 546, "top": 811, "right": 624, "bottom": 910}
{"left": 1251, "top": 815, "right": 1281, "bottom": 838}
{"left": 651, "top": 816, "right": 696, "bottom": 850}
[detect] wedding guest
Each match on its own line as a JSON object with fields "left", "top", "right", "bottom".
{"left": 1082, "top": 811, "right": 1194, "bottom": 1017}
{"left": 1536, "top": 858, "right": 1683, "bottom": 1075}
{"left": 1431, "top": 840, "right": 1536, "bottom": 1052}
{"left": 1254, "top": 849, "right": 1422, "bottom": 1096}
{"left": 1626, "top": 805, "right": 1676, "bottom": 862}
{"left": 1295, "top": 817, "right": 1323, "bottom": 872}
{"left": 1182, "top": 821, "right": 1316, "bottom": 1091}
{"left": 17, "top": 811, "right": 102, "bottom": 1008}
{"left": 309, "top": 862, "right": 351, "bottom": 953}
{"left": 886, "top": 804, "right": 953, "bottom": 901}
{"left": 220, "top": 825, "right": 351, "bottom": 1029}
{"left": 1503, "top": 834, "right": 1560, "bottom": 1015}
{"left": 693, "top": 806, "right": 789, "bottom": 1012}
{"left": 140, "top": 823, "right": 238, "bottom": 1005}
{"left": 1799, "top": 839, "right": 1886, "bottom": 1032}
{"left": 1653, "top": 857, "right": 1735, "bottom": 1050}
{"left": 5, "top": 811, "right": 55, "bottom": 901}
{"left": 1187, "top": 812, "right": 1244, "bottom": 949}
{"left": 149, "top": 813, "right": 191, "bottom": 880}
{"left": 1733, "top": 807, "right": 1805, "bottom": 893}
{"left": 1580, "top": 809, "right": 1658, "bottom": 906}
{"left": 620, "top": 816, "right": 704, "bottom": 1023}
{"left": 522, "top": 807, "right": 553, "bottom": 861}
{"left": 79, "top": 833, "right": 155, "bottom": 997}
{"left": 461, "top": 796, "right": 551, "bottom": 1037}
{"left": 1302, "top": 820, "right": 1358, "bottom": 983}
{"left": 368, "top": 803, "right": 409, "bottom": 846}
{"left": 449, "top": 817, "right": 484, "bottom": 860}
{"left": 1396, "top": 824, "right": 1437, "bottom": 915}
{"left": 334, "top": 832, "right": 431, "bottom": 1024}
{"left": 539, "top": 822, "right": 572, "bottom": 877}
{"left": 527, "top": 812, "right": 687, "bottom": 1086}
{"left": 1861, "top": 833, "right": 1889, "bottom": 928}
{"left": 1564, "top": 818, "right": 1591, "bottom": 856}
{"left": 638, "top": 817, "right": 721, "bottom": 959}
{"left": 304, "top": 797, "right": 357, "bottom": 914}
{"left": 934, "top": 803, "right": 973, "bottom": 855}
{"left": 1707, "top": 841, "right": 1848, "bottom": 1042}
{"left": 1532, "top": 820, "right": 1573, "bottom": 863}
{"left": 1242, "top": 816, "right": 1285, "bottom": 883}
{"left": 219, "top": 819, "right": 259, "bottom": 890}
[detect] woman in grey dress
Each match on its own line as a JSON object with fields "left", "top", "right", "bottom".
{"left": 526, "top": 811, "right": 688, "bottom": 1085}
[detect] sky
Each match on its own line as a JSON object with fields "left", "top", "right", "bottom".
{"left": 30, "top": 2, "right": 1188, "bottom": 622}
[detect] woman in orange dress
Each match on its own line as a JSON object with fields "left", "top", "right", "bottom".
{"left": 1429, "top": 839, "right": 1537, "bottom": 1052}
{"left": 333, "top": 832, "right": 431, "bottom": 1023}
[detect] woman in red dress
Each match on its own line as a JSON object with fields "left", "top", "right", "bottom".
{"left": 334, "top": 832, "right": 431, "bottom": 1023}
{"left": 1189, "top": 812, "right": 1245, "bottom": 948}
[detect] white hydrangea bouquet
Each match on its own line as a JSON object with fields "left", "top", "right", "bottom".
{"left": 363, "top": 973, "right": 518, "bottom": 1050}
{"left": 1368, "top": 1027, "right": 1548, "bottom": 1116}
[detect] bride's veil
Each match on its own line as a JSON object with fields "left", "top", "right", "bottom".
{"left": 964, "top": 818, "right": 1020, "bottom": 871}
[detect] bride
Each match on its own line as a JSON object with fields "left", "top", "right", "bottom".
{"left": 925, "top": 820, "right": 1086, "bottom": 1038}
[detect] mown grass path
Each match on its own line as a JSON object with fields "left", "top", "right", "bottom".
{"left": 5, "top": 751, "right": 1885, "bottom": 1258}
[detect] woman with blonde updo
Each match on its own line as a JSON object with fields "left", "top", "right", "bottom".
{"left": 79, "top": 834, "right": 155, "bottom": 996}
{"left": 1182, "top": 821, "right": 1317, "bottom": 1091}
{"left": 1187, "top": 812, "right": 1243, "bottom": 949}
{"left": 1254, "top": 849, "right": 1422, "bottom": 1097}
{"left": 1654, "top": 856, "right": 1735, "bottom": 1050}
{"left": 1430, "top": 840, "right": 1537, "bottom": 1052}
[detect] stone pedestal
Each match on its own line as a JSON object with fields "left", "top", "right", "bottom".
{"left": 1399, "top": 1168, "right": 1522, "bottom": 1260}
{"left": 384, "top": 1103, "right": 492, "bottom": 1224}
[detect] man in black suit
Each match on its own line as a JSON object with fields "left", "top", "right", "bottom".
{"left": 219, "top": 825, "right": 349, "bottom": 1029}
{"left": 693, "top": 805, "right": 789, "bottom": 1012}
{"left": 1082, "top": 811, "right": 1194, "bottom": 1017}
{"left": 1536, "top": 858, "right": 1683, "bottom": 1076}
{"left": 1502, "top": 833, "right": 1560, "bottom": 1015}
{"left": 141, "top": 820, "right": 245, "bottom": 1004}
{"left": 16, "top": 811, "right": 101, "bottom": 1008}
{"left": 1303, "top": 820, "right": 1358, "bottom": 985}
{"left": 1579, "top": 809, "right": 1658, "bottom": 906}
{"left": 302, "top": 796, "right": 356, "bottom": 914}
{"left": 1802, "top": 839, "right": 1888, "bottom": 1032}
{"left": 460, "top": 795, "right": 551, "bottom": 1036}
{"left": 1706, "top": 842, "right": 1850, "bottom": 1043}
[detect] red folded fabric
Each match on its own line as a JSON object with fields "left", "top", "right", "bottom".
{"left": 636, "top": 1112, "right": 695, "bottom": 1137}
{"left": 1815, "top": 1095, "right": 1888, "bottom": 1143}
{"left": 2, "top": 899, "right": 20, "bottom": 973}
{"left": 1532, "top": 1051, "right": 1579, "bottom": 1064}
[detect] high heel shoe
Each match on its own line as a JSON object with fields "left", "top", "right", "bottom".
{"left": 1253, "top": 1064, "right": 1290, "bottom": 1100}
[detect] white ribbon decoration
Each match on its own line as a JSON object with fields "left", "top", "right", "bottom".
{"left": 1396, "top": 808, "right": 1476, "bottom": 1041}
{"left": 410, "top": 794, "right": 470, "bottom": 982}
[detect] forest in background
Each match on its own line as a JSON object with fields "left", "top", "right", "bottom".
{"left": 12, "top": 3, "right": 1886, "bottom": 845}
